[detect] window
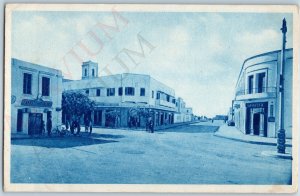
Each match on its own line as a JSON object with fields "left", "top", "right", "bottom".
{"left": 84, "top": 68, "right": 87, "bottom": 76}
{"left": 23, "top": 73, "right": 32, "bottom": 94}
{"left": 172, "top": 99, "right": 176, "bottom": 104}
{"left": 140, "top": 88, "right": 145, "bottom": 96}
{"left": 96, "top": 89, "right": 101, "bottom": 96}
{"left": 152, "top": 91, "right": 154, "bottom": 98}
{"left": 42, "top": 77, "right": 50, "bottom": 96}
{"left": 125, "top": 87, "right": 135, "bottom": 96}
{"left": 257, "top": 73, "right": 266, "bottom": 93}
{"left": 166, "top": 95, "right": 170, "bottom": 102}
{"left": 156, "top": 92, "right": 160, "bottom": 99}
{"left": 107, "top": 88, "right": 115, "bottom": 96}
{"left": 248, "top": 75, "right": 254, "bottom": 94}
{"left": 85, "top": 89, "right": 89, "bottom": 95}
{"left": 92, "top": 69, "right": 95, "bottom": 77}
{"left": 118, "top": 87, "right": 123, "bottom": 96}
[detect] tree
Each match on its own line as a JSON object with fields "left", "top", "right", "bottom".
{"left": 62, "top": 91, "right": 95, "bottom": 125}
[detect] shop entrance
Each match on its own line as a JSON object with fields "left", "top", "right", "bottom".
{"left": 94, "top": 110, "right": 102, "bottom": 126}
{"left": 17, "top": 109, "right": 23, "bottom": 132}
{"left": 245, "top": 102, "right": 268, "bottom": 137}
{"left": 28, "top": 113, "right": 43, "bottom": 135}
{"left": 253, "top": 113, "right": 260, "bottom": 135}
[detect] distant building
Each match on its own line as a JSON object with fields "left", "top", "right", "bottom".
{"left": 63, "top": 61, "right": 182, "bottom": 128}
{"left": 233, "top": 49, "right": 293, "bottom": 138}
{"left": 11, "top": 58, "right": 63, "bottom": 135}
{"left": 174, "top": 98, "right": 194, "bottom": 123}
{"left": 213, "top": 115, "right": 228, "bottom": 121}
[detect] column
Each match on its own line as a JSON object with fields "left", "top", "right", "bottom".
{"left": 101, "top": 110, "right": 106, "bottom": 127}
{"left": 250, "top": 110, "right": 254, "bottom": 135}
{"left": 259, "top": 113, "right": 265, "bottom": 136}
{"left": 22, "top": 113, "right": 29, "bottom": 135}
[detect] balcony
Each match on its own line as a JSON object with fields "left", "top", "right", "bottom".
{"left": 155, "top": 99, "right": 176, "bottom": 108}
{"left": 235, "top": 87, "right": 277, "bottom": 100}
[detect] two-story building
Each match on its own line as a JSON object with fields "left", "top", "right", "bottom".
{"left": 174, "top": 98, "right": 194, "bottom": 123}
{"left": 11, "top": 58, "right": 63, "bottom": 135}
{"left": 233, "top": 49, "right": 293, "bottom": 138}
{"left": 63, "top": 61, "right": 177, "bottom": 128}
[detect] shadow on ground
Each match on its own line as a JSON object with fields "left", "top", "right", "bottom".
{"left": 90, "top": 133, "right": 125, "bottom": 139}
{"left": 11, "top": 136, "right": 118, "bottom": 148}
{"left": 157, "top": 124, "right": 220, "bottom": 133}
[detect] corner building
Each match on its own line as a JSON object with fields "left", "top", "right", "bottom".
{"left": 63, "top": 61, "right": 177, "bottom": 128}
{"left": 11, "top": 58, "right": 63, "bottom": 135}
{"left": 233, "top": 49, "right": 293, "bottom": 138}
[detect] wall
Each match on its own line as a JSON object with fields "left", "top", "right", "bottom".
{"left": 11, "top": 58, "right": 62, "bottom": 134}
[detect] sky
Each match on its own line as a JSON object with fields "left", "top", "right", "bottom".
{"left": 11, "top": 10, "right": 293, "bottom": 117}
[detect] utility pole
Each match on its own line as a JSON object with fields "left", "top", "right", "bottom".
{"left": 277, "top": 18, "right": 287, "bottom": 154}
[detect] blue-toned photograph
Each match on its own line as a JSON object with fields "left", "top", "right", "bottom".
{"left": 7, "top": 5, "right": 295, "bottom": 189}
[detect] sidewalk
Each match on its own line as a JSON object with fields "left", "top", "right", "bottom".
{"left": 11, "top": 121, "right": 200, "bottom": 140}
{"left": 214, "top": 124, "right": 292, "bottom": 147}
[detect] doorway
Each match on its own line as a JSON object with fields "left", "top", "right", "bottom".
{"left": 28, "top": 113, "right": 43, "bottom": 135}
{"left": 94, "top": 110, "right": 102, "bottom": 126}
{"left": 17, "top": 109, "right": 23, "bottom": 132}
{"left": 253, "top": 113, "right": 260, "bottom": 135}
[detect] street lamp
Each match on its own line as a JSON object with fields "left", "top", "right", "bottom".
{"left": 277, "top": 18, "right": 287, "bottom": 154}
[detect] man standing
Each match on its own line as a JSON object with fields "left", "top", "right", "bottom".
{"left": 89, "top": 119, "right": 93, "bottom": 135}
{"left": 47, "top": 117, "right": 52, "bottom": 137}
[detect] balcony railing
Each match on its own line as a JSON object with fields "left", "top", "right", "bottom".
{"left": 155, "top": 99, "right": 176, "bottom": 108}
{"left": 235, "top": 87, "right": 277, "bottom": 96}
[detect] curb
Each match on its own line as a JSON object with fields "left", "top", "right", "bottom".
{"left": 261, "top": 151, "right": 293, "bottom": 160}
{"left": 214, "top": 133, "right": 292, "bottom": 147}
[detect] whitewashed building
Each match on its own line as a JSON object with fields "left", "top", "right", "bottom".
{"left": 174, "top": 97, "right": 194, "bottom": 123}
{"left": 11, "top": 58, "right": 63, "bottom": 135}
{"left": 63, "top": 61, "right": 179, "bottom": 128}
{"left": 233, "top": 49, "right": 293, "bottom": 138}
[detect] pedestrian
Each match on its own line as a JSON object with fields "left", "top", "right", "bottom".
{"left": 89, "top": 119, "right": 93, "bottom": 135}
{"left": 76, "top": 120, "right": 81, "bottom": 135}
{"left": 46, "top": 117, "right": 52, "bottom": 137}
{"left": 70, "top": 121, "right": 75, "bottom": 135}
{"left": 84, "top": 118, "right": 89, "bottom": 132}
{"left": 146, "top": 117, "right": 150, "bottom": 132}
{"left": 150, "top": 119, "right": 154, "bottom": 133}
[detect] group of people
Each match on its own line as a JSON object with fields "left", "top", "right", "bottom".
{"left": 65, "top": 118, "right": 93, "bottom": 136}
{"left": 128, "top": 116, "right": 140, "bottom": 129}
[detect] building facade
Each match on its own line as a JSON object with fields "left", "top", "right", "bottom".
{"left": 11, "top": 58, "right": 63, "bottom": 135}
{"left": 63, "top": 61, "right": 182, "bottom": 128}
{"left": 174, "top": 97, "right": 194, "bottom": 123}
{"left": 233, "top": 49, "right": 293, "bottom": 138}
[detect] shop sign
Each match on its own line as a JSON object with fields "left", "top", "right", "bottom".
{"left": 268, "top": 117, "right": 275, "bottom": 122}
{"left": 21, "top": 98, "right": 52, "bottom": 107}
{"left": 234, "top": 104, "right": 240, "bottom": 109}
{"left": 246, "top": 102, "right": 267, "bottom": 108}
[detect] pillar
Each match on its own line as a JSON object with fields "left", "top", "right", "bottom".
{"left": 101, "top": 110, "right": 106, "bottom": 126}
{"left": 259, "top": 113, "right": 265, "bottom": 136}
{"left": 22, "top": 113, "right": 29, "bottom": 135}
{"left": 250, "top": 110, "right": 254, "bottom": 135}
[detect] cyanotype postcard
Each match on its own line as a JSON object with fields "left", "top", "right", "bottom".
{"left": 4, "top": 4, "right": 299, "bottom": 193}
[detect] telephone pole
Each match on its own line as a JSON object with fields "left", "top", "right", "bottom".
{"left": 277, "top": 18, "right": 287, "bottom": 154}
